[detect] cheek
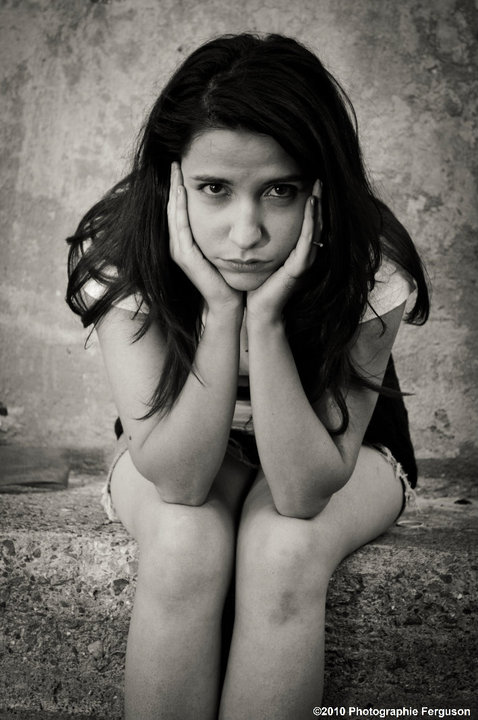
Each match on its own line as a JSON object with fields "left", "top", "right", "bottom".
{"left": 186, "top": 197, "right": 217, "bottom": 254}
{"left": 269, "top": 206, "right": 305, "bottom": 255}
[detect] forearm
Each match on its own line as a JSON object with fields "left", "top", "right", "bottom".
{"left": 247, "top": 317, "right": 348, "bottom": 518}
{"left": 137, "top": 307, "right": 242, "bottom": 504}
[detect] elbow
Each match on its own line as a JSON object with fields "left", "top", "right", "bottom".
{"left": 131, "top": 451, "right": 211, "bottom": 507}
{"left": 156, "top": 487, "right": 210, "bottom": 507}
{"left": 147, "top": 471, "right": 211, "bottom": 507}
{"left": 271, "top": 467, "right": 350, "bottom": 520}
{"left": 275, "top": 494, "right": 331, "bottom": 520}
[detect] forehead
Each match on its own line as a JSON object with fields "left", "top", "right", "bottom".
{"left": 181, "top": 129, "right": 300, "bottom": 178}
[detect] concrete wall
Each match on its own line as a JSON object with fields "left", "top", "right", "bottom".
{"left": 1, "top": 0, "right": 477, "bottom": 469}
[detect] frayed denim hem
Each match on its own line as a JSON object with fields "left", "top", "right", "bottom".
{"left": 372, "top": 443, "right": 419, "bottom": 519}
{"left": 100, "top": 437, "right": 419, "bottom": 524}
{"left": 101, "top": 434, "right": 128, "bottom": 523}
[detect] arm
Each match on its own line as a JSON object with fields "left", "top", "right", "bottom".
{"left": 246, "top": 302, "right": 405, "bottom": 519}
{"left": 97, "top": 303, "right": 242, "bottom": 506}
{"left": 95, "top": 164, "right": 244, "bottom": 506}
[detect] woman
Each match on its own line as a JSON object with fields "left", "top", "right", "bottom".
{"left": 67, "top": 33, "right": 429, "bottom": 719}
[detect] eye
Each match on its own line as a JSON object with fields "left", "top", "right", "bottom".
{"left": 267, "top": 184, "right": 298, "bottom": 199}
{"left": 199, "top": 183, "right": 227, "bottom": 196}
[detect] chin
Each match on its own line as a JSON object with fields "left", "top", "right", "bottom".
{"left": 220, "top": 269, "right": 270, "bottom": 292}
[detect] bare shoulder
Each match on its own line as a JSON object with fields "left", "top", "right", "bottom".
{"left": 350, "top": 301, "right": 406, "bottom": 375}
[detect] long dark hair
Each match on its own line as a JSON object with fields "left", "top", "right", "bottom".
{"left": 66, "top": 33, "right": 429, "bottom": 431}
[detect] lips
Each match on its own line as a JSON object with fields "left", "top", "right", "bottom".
{"left": 219, "top": 258, "right": 269, "bottom": 272}
{"left": 228, "top": 258, "right": 258, "bottom": 263}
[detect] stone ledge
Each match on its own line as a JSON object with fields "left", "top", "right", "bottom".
{"left": 0, "top": 475, "right": 476, "bottom": 717}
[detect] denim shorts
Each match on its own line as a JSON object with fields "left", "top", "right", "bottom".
{"left": 101, "top": 435, "right": 417, "bottom": 523}
{"left": 372, "top": 443, "right": 418, "bottom": 519}
{"left": 101, "top": 433, "right": 128, "bottom": 522}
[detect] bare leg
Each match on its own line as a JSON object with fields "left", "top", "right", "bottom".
{"left": 219, "top": 445, "right": 404, "bottom": 720}
{"left": 110, "top": 450, "right": 253, "bottom": 720}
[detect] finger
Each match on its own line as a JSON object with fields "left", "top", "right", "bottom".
{"left": 312, "top": 179, "right": 323, "bottom": 239}
{"left": 176, "top": 184, "right": 195, "bottom": 255}
{"left": 168, "top": 161, "right": 178, "bottom": 217}
{"left": 170, "top": 163, "right": 194, "bottom": 259}
{"left": 174, "top": 163, "right": 188, "bottom": 237}
{"left": 168, "top": 163, "right": 179, "bottom": 259}
{"left": 297, "top": 180, "right": 323, "bottom": 258}
{"left": 290, "top": 193, "right": 322, "bottom": 277}
{"left": 293, "top": 195, "right": 316, "bottom": 267}
{"left": 168, "top": 162, "right": 181, "bottom": 237}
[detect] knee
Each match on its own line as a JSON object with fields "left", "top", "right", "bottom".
{"left": 138, "top": 502, "right": 234, "bottom": 606}
{"left": 237, "top": 515, "right": 331, "bottom": 615}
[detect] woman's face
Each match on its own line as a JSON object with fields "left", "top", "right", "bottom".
{"left": 180, "top": 129, "right": 312, "bottom": 292}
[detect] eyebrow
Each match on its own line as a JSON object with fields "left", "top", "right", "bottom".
{"left": 190, "top": 173, "right": 306, "bottom": 184}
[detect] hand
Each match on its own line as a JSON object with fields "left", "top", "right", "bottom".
{"left": 246, "top": 180, "right": 322, "bottom": 323}
{"left": 168, "top": 162, "right": 243, "bottom": 315}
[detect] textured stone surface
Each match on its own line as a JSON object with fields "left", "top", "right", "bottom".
{"left": 0, "top": 476, "right": 135, "bottom": 719}
{"left": 0, "top": 0, "right": 477, "bottom": 470}
{"left": 0, "top": 474, "right": 476, "bottom": 717}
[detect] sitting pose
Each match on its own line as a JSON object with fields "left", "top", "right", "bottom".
{"left": 66, "top": 33, "right": 429, "bottom": 720}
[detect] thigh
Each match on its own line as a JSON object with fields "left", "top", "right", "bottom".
{"left": 110, "top": 445, "right": 255, "bottom": 545}
{"left": 238, "top": 444, "right": 404, "bottom": 574}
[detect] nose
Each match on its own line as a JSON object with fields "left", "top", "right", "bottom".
{"left": 228, "top": 199, "right": 264, "bottom": 251}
